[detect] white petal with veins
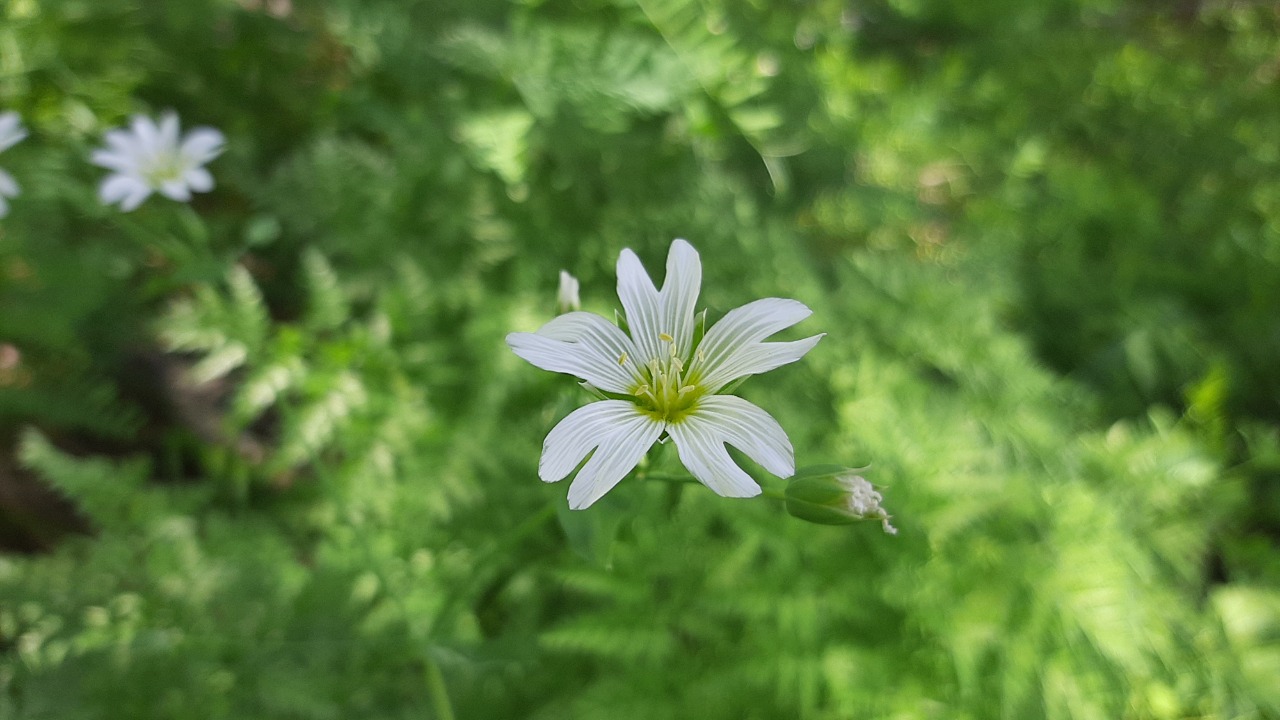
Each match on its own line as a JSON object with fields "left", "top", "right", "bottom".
{"left": 667, "top": 395, "right": 793, "bottom": 497}
{"left": 693, "top": 298, "right": 823, "bottom": 393}
{"left": 658, "top": 239, "right": 701, "bottom": 357}
{"left": 616, "top": 247, "right": 663, "bottom": 365}
{"left": 507, "top": 312, "right": 642, "bottom": 394}
{"left": 561, "top": 405, "right": 664, "bottom": 509}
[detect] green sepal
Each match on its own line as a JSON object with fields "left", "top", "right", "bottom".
{"left": 580, "top": 381, "right": 639, "bottom": 403}
{"left": 784, "top": 464, "right": 873, "bottom": 526}
{"left": 689, "top": 308, "right": 707, "bottom": 357}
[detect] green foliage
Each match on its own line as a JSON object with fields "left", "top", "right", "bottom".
{"left": 1, "top": 0, "right": 1279, "bottom": 718}
{"left": 157, "top": 250, "right": 433, "bottom": 498}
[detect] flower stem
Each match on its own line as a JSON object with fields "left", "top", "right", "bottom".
{"left": 424, "top": 654, "right": 456, "bottom": 720}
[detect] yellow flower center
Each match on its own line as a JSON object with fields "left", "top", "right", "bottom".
{"left": 631, "top": 333, "right": 703, "bottom": 423}
{"left": 143, "top": 154, "right": 186, "bottom": 188}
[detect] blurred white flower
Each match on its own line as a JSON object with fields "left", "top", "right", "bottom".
{"left": 557, "top": 270, "right": 581, "bottom": 314}
{"left": 91, "top": 112, "right": 225, "bottom": 212}
{"left": 508, "top": 239, "right": 823, "bottom": 509}
{"left": 0, "top": 111, "right": 28, "bottom": 219}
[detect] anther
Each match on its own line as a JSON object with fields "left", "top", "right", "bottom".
{"left": 659, "top": 332, "right": 674, "bottom": 343}
{"left": 618, "top": 352, "right": 628, "bottom": 365}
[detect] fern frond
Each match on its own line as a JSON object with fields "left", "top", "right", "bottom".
{"left": 540, "top": 621, "right": 674, "bottom": 663}
{"left": 301, "top": 249, "right": 348, "bottom": 334}
{"left": 273, "top": 372, "right": 368, "bottom": 470}
{"left": 232, "top": 358, "right": 306, "bottom": 426}
{"left": 635, "top": 0, "right": 783, "bottom": 149}
{"left": 17, "top": 428, "right": 152, "bottom": 534}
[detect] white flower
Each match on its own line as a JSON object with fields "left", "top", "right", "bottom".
{"left": 91, "top": 112, "right": 225, "bottom": 212}
{"left": 0, "top": 111, "right": 28, "bottom": 219}
{"left": 508, "top": 239, "right": 824, "bottom": 509}
{"left": 557, "top": 270, "right": 581, "bottom": 314}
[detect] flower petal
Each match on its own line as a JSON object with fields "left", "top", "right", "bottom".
{"left": 181, "top": 128, "right": 226, "bottom": 164}
{"left": 103, "top": 128, "right": 140, "bottom": 153}
{"left": 699, "top": 336, "right": 824, "bottom": 394}
{"left": 159, "top": 178, "right": 192, "bottom": 202}
{"left": 667, "top": 395, "right": 795, "bottom": 497}
{"left": 0, "top": 112, "right": 26, "bottom": 153}
{"left": 95, "top": 129, "right": 145, "bottom": 171}
{"left": 130, "top": 115, "right": 161, "bottom": 152}
{"left": 157, "top": 111, "right": 181, "bottom": 152}
{"left": 90, "top": 149, "right": 137, "bottom": 173}
{"left": 658, "top": 238, "right": 701, "bottom": 358}
{"left": 617, "top": 239, "right": 704, "bottom": 365}
{"left": 561, "top": 404, "right": 664, "bottom": 509}
{"left": 0, "top": 168, "right": 18, "bottom": 198}
{"left": 540, "top": 399, "right": 651, "bottom": 482}
{"left": 100, "top": 174, "right": 145, "bottom": 204}
{"left": 100, "top": 174, "right": 152, "bottom": 212}
{"left": 507, "top": 311, "right": 642, "bottom": 394}
{"left": 119, "top": 185, "right": 152, "bottom": 212}
{"left": 184, "top": 167, "right": 214, "bottom": 192}
{"left": 692, "top": 298, "right": 823, "bottom": 393}
{"left": 616, "top": 247, "right": 663, "bottom": 364}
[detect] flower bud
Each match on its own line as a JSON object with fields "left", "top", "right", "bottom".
{"left": 557, "top": 270, "right": 581, "bottom": 314}
{"left": 785, "top": 465, "right": 897, "bottom": 533}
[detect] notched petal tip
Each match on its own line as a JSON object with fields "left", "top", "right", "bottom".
{"left": 559, "top": 404, "right": 663, "bottom": 509}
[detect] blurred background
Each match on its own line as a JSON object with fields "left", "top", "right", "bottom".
{"left": 2, "top": 0, "right": 1279, "bottom": 717}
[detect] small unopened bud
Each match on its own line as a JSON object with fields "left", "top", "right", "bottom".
{"left": 557, "top": 270, "right": 581, "bottom": 314}
{"left": 785, "top": 465, "right": 897, "bottom": 534}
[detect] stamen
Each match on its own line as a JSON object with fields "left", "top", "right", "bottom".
{"left": 630, "top": 331, "right": 703, "bottom": 421}
{"left": 618, "top": 352, "right": 628, "bottom": 365}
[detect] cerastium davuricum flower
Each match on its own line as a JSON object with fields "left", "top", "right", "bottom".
{"left": 508, "top": 239, "right": 823, "bottom": 509}
{"left": 92, "top": 112, "right": 225, "bottom": 212}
